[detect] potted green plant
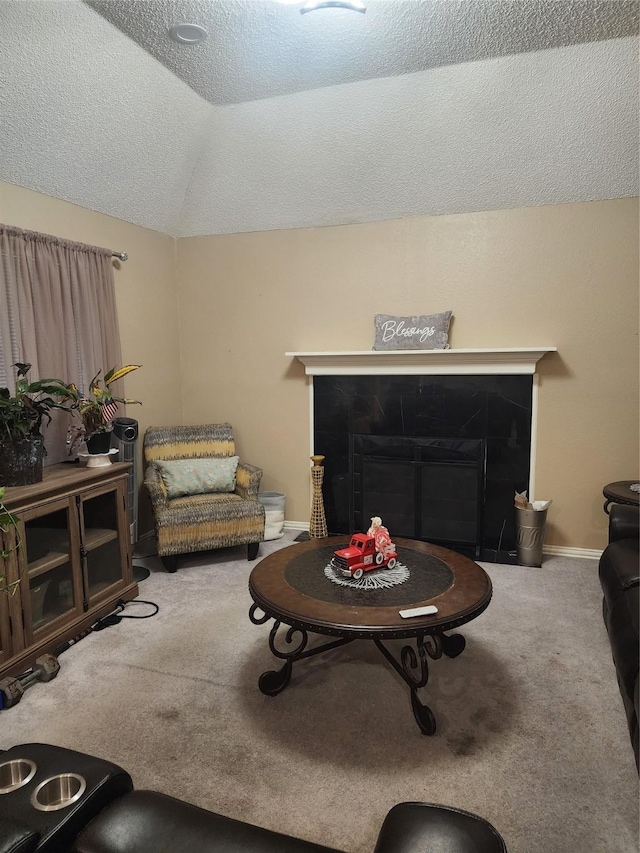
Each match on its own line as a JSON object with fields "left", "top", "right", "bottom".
{"left": 0, "top": 363, "right": 76, "bottom": 486}
{"left": 0, "top": 486, "right": 21, "bottom": 596}
{"left": 67, "top": 364, "right": 141, "bottom": 456}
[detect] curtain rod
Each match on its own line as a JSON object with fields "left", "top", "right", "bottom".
{"left": 111, "top": 251, "right": 128, "bottom": 262}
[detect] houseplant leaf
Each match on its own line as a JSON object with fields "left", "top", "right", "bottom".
{"left": 104, "top": 364, "right": 141, "bottom": 386}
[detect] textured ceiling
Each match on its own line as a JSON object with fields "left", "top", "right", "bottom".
{"left": 179, "top": 36, "right": 640, "bottom": 236}
{"left": 0, "top": 1, "right": 638, "bottom": 238}
{"left": 87, "top": 0, "right": 640, "bottom": 105}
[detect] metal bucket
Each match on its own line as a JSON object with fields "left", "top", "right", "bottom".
{"left": 516, "top": 507, "right": 547, "bottom": 567}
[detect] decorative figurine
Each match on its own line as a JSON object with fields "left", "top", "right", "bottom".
{"left": 367, "top": 515, "right": 395, "bottom": 557}
{"left": 309, "top": 455, "right": 328, "bottom": 538}
{"left": 331, "top": 516, "right": 398, "bottom": 580}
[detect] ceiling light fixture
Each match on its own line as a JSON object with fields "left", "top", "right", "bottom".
{"left": 300, "top": 0, "right": 366, "bottom": 14}
{"left": 168, "top": 23, "right": 208, "bottom": 44}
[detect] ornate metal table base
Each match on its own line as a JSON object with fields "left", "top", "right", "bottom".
{"left": 250, "top": 603, "right": 466, "bottom": 735}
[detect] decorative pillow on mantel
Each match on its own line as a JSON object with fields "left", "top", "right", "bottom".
{"left": 373, "top": 311, "right": 453, "bottom": 351}
{"left": 156, "top": 457, "right": 240, "bottom": 499}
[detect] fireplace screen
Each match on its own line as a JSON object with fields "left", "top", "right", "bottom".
{"left": 314, "top": 373, "right": 532, "bottom": 560}
{"left": 352, "top": 435, "right": 485, "bottom": 550}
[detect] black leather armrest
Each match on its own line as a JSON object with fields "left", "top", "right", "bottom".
{"left": 600, "top": 539, "right": 640, "bottom": 607}
{"left": 374, "top": 802, "right": 508, "bottom": 853}
{"left": 0, "top": 819, "right": 39, "bottom": 853}
{"left": 0, "top": 744, "right": 132, "bottom": 853}
{"left": 73, "top": 790, "right": 343, "bottom": 853}
{"left": 609, "top": 504, "right": 640, "bottom": 544}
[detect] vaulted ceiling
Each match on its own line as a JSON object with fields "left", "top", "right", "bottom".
{"left": 1, "top": 0, "right": 638, "bottom": 237}
{"left": 87, "top": 0, "right": 639, "bottom": 105}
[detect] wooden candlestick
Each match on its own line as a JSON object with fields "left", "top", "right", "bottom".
{"left": 309, "top": 455, "right": 328, "bottom": 538}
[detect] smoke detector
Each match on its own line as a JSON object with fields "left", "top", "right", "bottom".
{"left": 168, "top": 24, "right": 208, "bottom": 44}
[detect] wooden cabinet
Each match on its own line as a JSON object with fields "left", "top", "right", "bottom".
{"left": 0, "top": 463, "right": 138, "bottom": 678}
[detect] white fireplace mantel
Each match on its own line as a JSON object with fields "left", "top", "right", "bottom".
{"left": 286, "top": 347, "right": 557, "bottom": 376}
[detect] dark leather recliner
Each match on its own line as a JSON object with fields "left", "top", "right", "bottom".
{"left": 0, "top": 743, "right": 132, "bottom": 853}
{"left": 0, "top": 743, "right": 508, "bottom": 853}
{"left": 598, "top": 503, "right": 640, "bottom": 770}
{"left": 73, "top": 792, "right": 508, "bottom": 853}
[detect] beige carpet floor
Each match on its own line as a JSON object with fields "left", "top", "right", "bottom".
{"left": 2, "top": 532, "right": 638, "bottom": 853}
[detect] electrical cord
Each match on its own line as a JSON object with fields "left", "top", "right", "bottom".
{"left": 92, "top": 598, "right": 159, "bottom": 631}
{"left": 117, "top": 598, "right": 159, "bottom": 619}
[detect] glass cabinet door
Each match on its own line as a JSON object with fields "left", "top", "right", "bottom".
{"left": 81, "top": 486, "right": 126, "bottom": 604}
{"left": 22, "top": 499, "right": 82, "bottom": 641}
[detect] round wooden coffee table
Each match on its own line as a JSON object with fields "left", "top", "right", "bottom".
{"left": 248, "top": 536, "right": 492, "bottom": 735}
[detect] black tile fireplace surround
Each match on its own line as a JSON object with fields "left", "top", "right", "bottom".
{"left": 314, "top": 374, "right": 533, "bottom": 562}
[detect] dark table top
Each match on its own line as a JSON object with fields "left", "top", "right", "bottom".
{"left": 603, "top": 480, "right": 640, "bottom": 508}
{"left": 249, "top": 536, "right": 492, "bottom": 639}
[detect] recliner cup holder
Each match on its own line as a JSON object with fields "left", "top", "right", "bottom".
{"left": 30, "top": 773, "right": 87, "bottom": 811}
{"left": 0, "top": 758, "right": 37, "bottom": 793}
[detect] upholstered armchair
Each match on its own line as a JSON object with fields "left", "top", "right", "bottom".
{"left": 143, "top": 424, "right": 265, "bottom": 572}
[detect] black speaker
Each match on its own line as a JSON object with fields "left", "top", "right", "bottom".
{"left": 112, "top": 417, "right": 138, "bottom": 443}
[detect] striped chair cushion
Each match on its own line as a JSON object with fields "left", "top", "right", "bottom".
{"left": 144, "top": 424, "right": 235, "bottom": 463}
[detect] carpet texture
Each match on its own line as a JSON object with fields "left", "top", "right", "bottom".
{"left": 2, "top": 532, "right": 638, "bottom": 853}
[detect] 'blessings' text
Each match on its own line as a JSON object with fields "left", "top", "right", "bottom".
{"left": 381, "top": 320, "right": 436, "bottom": 343}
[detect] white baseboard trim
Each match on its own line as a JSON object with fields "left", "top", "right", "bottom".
{"left": 282, "top": 523, "right": 603, "bottom": 560}
{"left": 283, "top": 521, "right": 310, "bottom": 532}
{"left": 543, "top": 545, "right": 602, "bottom": 560}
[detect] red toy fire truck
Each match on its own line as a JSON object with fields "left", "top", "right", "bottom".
{"left": 331, "top": 531, "right": 398, "bottom": 580}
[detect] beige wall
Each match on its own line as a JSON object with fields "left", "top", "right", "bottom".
{"left": 0, "top": 181, "right": 180, "bottom": 533}
{"left": 178, "top": 198, "right": 639, "bottom": 550}
{"left": 1, "top": 184, "right": 637, "bottom": 549}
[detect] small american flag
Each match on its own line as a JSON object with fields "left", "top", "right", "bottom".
{"left": 101, "top": 399, "right": 119, "bottom": 424}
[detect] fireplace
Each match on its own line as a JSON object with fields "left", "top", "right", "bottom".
{"left": 352, "top": 434, "right": 485, "bottom": 549}
{"left": 313, "top": 373, "right": 533, "bottom": 561}
{"left": 288, "top": 347, "right": 555, "bottom": 562}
